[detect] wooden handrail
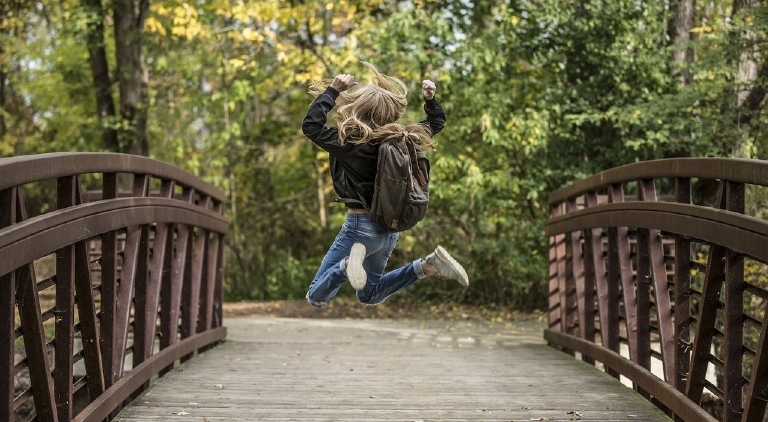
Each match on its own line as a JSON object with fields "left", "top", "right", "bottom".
{"left": 546, "top": 158, "right": 768, "bottom": 422}
{"left": 1, "top": 153, "right": 228, "bottom": 422}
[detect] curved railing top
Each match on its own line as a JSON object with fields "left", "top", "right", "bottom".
{"left": 549, "top": 157, "right": 768, "bottom": 204}
{"left": 0, "top": 152, "right": 224, "bottom": 202}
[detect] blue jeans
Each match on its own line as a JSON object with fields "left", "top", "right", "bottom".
{"left": 306, "top": 213, "right": 427, "bottom": 307}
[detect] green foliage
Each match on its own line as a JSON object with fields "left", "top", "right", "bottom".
{"left": 5, "top": 0, "right": 768, "bottom": 310}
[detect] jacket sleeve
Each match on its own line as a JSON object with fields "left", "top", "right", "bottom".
{"left": 302, "top": 87, "right": 346, "bottom": 153}
{"left": 421, "top": 97, "right": 446, "bottom": 136}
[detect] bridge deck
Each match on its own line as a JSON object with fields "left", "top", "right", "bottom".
{"left": 115, "top": 317, "right": 670, "bottom": 421}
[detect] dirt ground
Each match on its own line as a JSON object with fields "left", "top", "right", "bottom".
{"left": 223, "top": 296, "right": 546, "bottom": 323}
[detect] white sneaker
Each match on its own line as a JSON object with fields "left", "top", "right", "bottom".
{"left": 425, "top": 245, "right": 469, "bottom": 287}
{"left": 347, "top": 243, "right": 367, "bottom": 291}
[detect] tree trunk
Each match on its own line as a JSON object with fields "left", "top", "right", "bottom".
{"left": 0, "top": 55, "right": 6, "bottom": 144}
{"left": 730, "top": 0, "right": 763, "bottom": 156}
{"left": 735, "top": 54, "right": 768, "bottom": 125}
{"left": 733, "top": 0, "right": 760, "bottom": 108}
{"left": 83, "top": 0, "right": 119, "bottom": 152}
{"left": 113, "top": 0, "right": 149, "bottom": 156}
{"left": 0, "top": 6, "right": 7, "bottom": 142}
{"left": 671, "top": 0, "right": 696, "bottom": 85}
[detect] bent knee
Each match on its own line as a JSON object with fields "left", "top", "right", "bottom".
{"left": 356, "top": 291, "right": 378, "bottom": 306}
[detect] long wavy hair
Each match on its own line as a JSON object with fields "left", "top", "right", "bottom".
{"left": 309, "top": 62, "right": 435, "bottom": 150}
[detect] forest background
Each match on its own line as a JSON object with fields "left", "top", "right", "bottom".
{"left": 2, "top": 0, "right": 768, "bottom": 311}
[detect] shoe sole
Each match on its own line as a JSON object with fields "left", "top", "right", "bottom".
{"left": 435, "top": 246, "right": 469, "bottom": 287}
{"left": 347, "top": 243, "right": 367, "bottom": 291}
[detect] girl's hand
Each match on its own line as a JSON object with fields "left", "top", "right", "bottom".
{"left": 422, "top": 80, "right": 436, "bottom": 100}
{"left": 330, "top": 74, "right": 357, "bottom": 92}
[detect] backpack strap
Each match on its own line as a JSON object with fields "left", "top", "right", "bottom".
{"left": 402, "top": 136, "right": 427, "bottom": 186}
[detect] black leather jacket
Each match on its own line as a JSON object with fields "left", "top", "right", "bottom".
{"left": 302, "top": 87, "right": 446, "bottom": 209}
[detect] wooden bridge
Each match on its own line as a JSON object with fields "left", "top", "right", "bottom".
{"left": 2, "top": 153, "right": 768, "bottom": 422}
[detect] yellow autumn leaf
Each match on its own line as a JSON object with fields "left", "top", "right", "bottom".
{"left": 145, "top": 17, "right": 166, "bottom": 35}
{"left": 228, "top": 58, "right": 246, "bottom": 68}
{"left": 691, "top": 25, "right": 713, "bottom": 33}
{"left": 171, "top": 25, "right": 187, "bottom": 37}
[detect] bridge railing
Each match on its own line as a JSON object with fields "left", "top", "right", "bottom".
{"left": 1, "top": 153, "right": 228, "bottom": 422}
{"left": 546, "top": 158, "right": 768, "bottom": 422}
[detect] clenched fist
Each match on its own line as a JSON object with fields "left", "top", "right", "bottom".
{"left": 422, "top": 80, "right": 436, "bottom": 100}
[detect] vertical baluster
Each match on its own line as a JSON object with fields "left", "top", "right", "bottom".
{"left": 555, "top": 202, "right": 570, "bottom": 338}
{"left": 723, "top": 181, "right": 744, "bottom": 422}
{"left": 639, "top": 179, "right": 675, "bottom": 383}
{"left": 161, "top": 188, "right": 194, "bottom": 351}
{"left": 160, "top": 224, "right": 175, "bottom": 350}
{"left": 100, "top": 172, "right": 118, "bottom": 388}
{"left": 674, "top": 177, "right": 692, "bottom": 394}
{"left": 555, "top": 200, "right": 573, "bottom": 355}
{"left": 549, "top": 204, "right": 563, "bottom": 331}
{"left": 0, "top": 187, "right": 16, "bottom": 422}
{"left": 584, "top": 191, "right": 619, "bottom": 378}
{"left": 112, "top": 174, "right": 149, "bottom": 381}
{"left": 567, "top": 197, "right": 594, "bottom": 363}
{"left": 198, "top": 233, "right": 216, "bottom": 333}
{"left": 135, "top": 180, "right": 174, "bottom": 365}
{"left": 634, "top": 183, "right": 652, "bottom": 400}
{"left": 182, "top": 197, "right": 211, "bottom": 344}
{"left": 742, "top": 301, "right": 768, "bottom": 422}
{"left": 72, "top": 182, "right": 104, "bottom": 403}
{"left": 54, "top": 176, "right": 77, "bottom": 421}
{"left": 16, "top": 190, "right": 58, "bottom": 421}
{"left": 608, "top": 184, "right": 638, "bottom": 362}
{"left": 213, "top": 230, "right": 225, "bottom": 329}
{"left": 686, "top": 183, "right": 728, "bottom": 405}
{"left": 212, "top": 198, "right": 224, "bottom": 328}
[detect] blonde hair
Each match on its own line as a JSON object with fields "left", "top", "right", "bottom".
{"left": 309, "top": 62, "right": 435, "bottom": 150}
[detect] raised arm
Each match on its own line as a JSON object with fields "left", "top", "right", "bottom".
{"left": 420, "top": 79, "right": 445, "bottom": 136}
{"left": 301, "top": 74, "right": 358, "bottom": 152}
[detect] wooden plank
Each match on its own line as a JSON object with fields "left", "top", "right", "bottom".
{"left": 115, "top": 318, "right": 671, "bottom": 422}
